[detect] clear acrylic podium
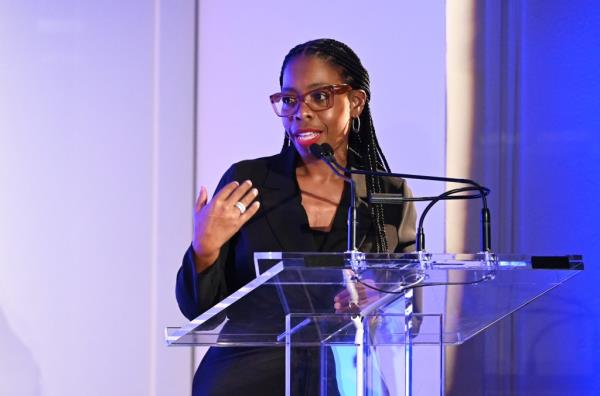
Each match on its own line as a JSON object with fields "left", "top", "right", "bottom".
{"left": 166, "top": 252, "right": 583, "bottom": 395}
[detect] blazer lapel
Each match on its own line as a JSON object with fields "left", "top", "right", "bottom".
{"left": 261, "top": 147, "right": 316, "bottom": 251}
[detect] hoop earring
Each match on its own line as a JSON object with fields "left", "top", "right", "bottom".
{"left": 352, "top": 116, "right": 361, "bottom": 133}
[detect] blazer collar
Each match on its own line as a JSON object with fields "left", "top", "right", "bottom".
{"left": 261, "top": 146, "right": 374, "bottom": 252}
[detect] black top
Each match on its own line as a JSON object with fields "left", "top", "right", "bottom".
{"left": 307, "top": 181, "right": 351, "bottom": 252}
{"left": 310, "top": 228, "right": 330, "bottom": 251}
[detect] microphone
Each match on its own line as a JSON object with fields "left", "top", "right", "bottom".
{"left": 309, "top": 143, "right": 329, "bottom": 160}
{"left": 309, "top": 143, "right": 359, "bottom": 252}
{"left": 314, "top": 143, "right": 492, "bottom": 253}
{"left": 309, "top": 142, "right": 338, "bottom": 162}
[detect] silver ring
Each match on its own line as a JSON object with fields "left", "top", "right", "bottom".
{"left": 234, "top": 201, "right": 246, "bottom": 214}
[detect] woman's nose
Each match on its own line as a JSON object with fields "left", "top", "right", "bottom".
{"left": 293, "top": 100, "right": 313, "bottom": 119}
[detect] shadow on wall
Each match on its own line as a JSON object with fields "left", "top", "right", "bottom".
{"left": 0, "top": 308, "right": 41, "bottom": 395}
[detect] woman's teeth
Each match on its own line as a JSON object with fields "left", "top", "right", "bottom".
{"left": 296, "top": 132, "right": 320, "bottom": 141}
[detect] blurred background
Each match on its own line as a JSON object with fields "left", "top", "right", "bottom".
{"left": 0, "top": 1, "right": 598, "bottom": 395}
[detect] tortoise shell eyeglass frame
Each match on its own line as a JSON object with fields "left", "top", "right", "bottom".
{"left": 269, "top": 84, "right": 353, "bottom": 117}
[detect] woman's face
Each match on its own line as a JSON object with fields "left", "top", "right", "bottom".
{"left": 280, "top": 55, "right": 365, "bottom": 162}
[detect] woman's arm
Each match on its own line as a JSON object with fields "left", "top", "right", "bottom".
{"left": 176, "top": 240, "right": 234, "bottom": 320}
{"left": 175, "top": 166, "right": 259, "bottom": 320}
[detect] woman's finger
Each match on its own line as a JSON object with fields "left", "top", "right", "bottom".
{"left": 195, "top": 186, "right": 208, "bottom": 211}
{"left": 334, "top": 299, "right": 360, "bottom": 314}
{"left": 334, "top": 290, "right": 349, "bottom": 302}
{"left": 238, "top": 188, "right": 259, "bottom": 209}
{"left": 213, "top": 181, "right": 240, "bottom": 202}
{"left": 225, "top": 179, "right": 253, "bottom": 206}
{"left": 240, "top": 200, "right": 261, "bottom": 223}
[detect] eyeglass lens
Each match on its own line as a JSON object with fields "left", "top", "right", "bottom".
{"left": 274, "top": 87, "right": 333, "bottom": 116}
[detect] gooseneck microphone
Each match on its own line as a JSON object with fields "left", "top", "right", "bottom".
{"left": 310, "top": 143, "right": 492, "bottom": 253}
{"left": 309, "top": 144, "right": 359, "bottom": 252}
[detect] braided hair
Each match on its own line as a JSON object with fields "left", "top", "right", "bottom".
{"left": 279, "top": 38, "right": 391, "bottom": 252}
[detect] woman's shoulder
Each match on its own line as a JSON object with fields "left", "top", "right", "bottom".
{"left": 379, "top": 174, "right": 410, "bottom": 193}
{"left": 231, "top": 152, "right": 281, "bottom": 169}
{"left": 220, "top": 149, "right": 293, "bottom": 186}
{"left": 230, "top": 151, "right": 286, "bottom": 172}
{"left": 348, "top": 149, "right": 410, "bottom": 193}
{"left": 353, "top": 172, "right": 411, "bottom": 197}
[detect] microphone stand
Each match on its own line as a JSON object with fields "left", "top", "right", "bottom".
{"left": 313, "top": 144, "right": 493, "bottom": 256}
{"left": 308, "top": 144, "right": 365, "bottom": 393}
{"left": 309, "top": 144, "right": 359, "bottom": 253}
{"left": 310, "top": 143, "right": 494, "bottom": 395}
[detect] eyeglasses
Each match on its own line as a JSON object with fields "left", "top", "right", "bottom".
{"left": 269, "top": 84, "right": 352, "bottom": 117}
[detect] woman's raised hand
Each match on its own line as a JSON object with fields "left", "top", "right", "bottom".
{"left": 333, "top": 279, "right": 380, "bottom": 314}
{"left": 192, "top": 180, "right": 260, "bottom": 272}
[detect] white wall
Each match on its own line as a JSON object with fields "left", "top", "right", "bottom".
{"left": 0, "top": 1, "right": 195, "bottom": 395}
{"left": 0, "top": 1, "right": 448, "bottom": 394}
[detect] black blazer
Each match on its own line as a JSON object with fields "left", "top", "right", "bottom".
{"left": 176, "top": 146, "right": 416, "bottom": 320}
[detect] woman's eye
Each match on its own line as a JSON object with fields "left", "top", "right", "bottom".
{"left": 310, "top": 91, "right": 329, "bottom": 103}
{"left": 282, "top": 96, "right": 297, "bottom": 106}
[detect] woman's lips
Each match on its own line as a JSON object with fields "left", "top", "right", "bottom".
{"left": 293, "top": 130, "right": 322, "bottom": 148}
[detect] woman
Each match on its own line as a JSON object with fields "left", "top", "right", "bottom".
{"left": 176, "top": 38, "right": 416, "bottom": 395}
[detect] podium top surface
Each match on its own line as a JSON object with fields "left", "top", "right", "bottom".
{"left": 166, "top": 252, "right": 582, "bottom": 347}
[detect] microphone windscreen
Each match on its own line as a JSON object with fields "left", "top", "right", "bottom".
{"left": 309, "top": 143, "right": 324, "bottom": 158}
{"left": 321, "top": 143, "right": 334, "bottom": 157}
